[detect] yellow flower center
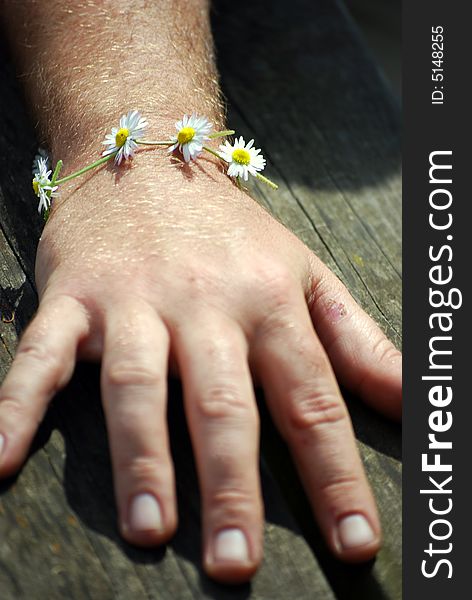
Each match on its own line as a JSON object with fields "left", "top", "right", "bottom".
{"left": 177, "top": 127, "right": 196, "bottom": 145}
{"left": 232, "top": 148, "right": 251, "bottom": 166}
{"left": 32, "top": 179, "right": 39, "bottom": 195}
{"left": 115, "top": 127, "right": 130, "bottom": 147}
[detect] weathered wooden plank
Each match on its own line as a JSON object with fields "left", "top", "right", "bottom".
{"left": 0, "top": 0, "right": 401, "bottom": 598}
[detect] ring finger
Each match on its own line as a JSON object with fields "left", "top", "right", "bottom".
{"left": 251, "top": 291, "right": 381, "bottom": 562}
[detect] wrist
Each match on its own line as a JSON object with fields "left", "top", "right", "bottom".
{"left": 50, "top": 111, "right": 224, "bottom": 174}
{"left": 33, "top": 106, "right": 277, "bottom": 227}
{"left": 46, "top": 141, "right": 240, "bottom": 224}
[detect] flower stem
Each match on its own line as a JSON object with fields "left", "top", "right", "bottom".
{"left": 208, "top": 130, "right": 235, "bottom": 139}
{"left": 50, "top": 160, "right": 63, "bottom": 186}
{"left": 135, "top": 140, "right": 174, "bottom": 146}
{"left": 256, "top": 173, "right": 279, "bottom": 190}
{"left": 202, "top": 145, "right": 222, "bottom": 160}
{"left": 55, "top": 153, "right": 116, "bottom": 185}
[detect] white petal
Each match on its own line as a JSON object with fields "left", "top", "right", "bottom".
{"left": 227, "top": 163, "right": 239, "bottom": 177}
{"left": 115, "top": 148, "right": 124, "bottom": 165}
{"left": 129, "top": 110, "right": 139, "bottom": 125}
{"left": 252, "top": 156, "right": 266, "bottom": 169}
{"left": 136, "top": 120, "right": 148, "bottom": 134}
{"left": 219, "top": 141, "right": 232, "bottom": 154}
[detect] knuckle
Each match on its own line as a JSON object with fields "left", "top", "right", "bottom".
{"left": 115, "top": 454, "right": 165, "bottom": 479}
{"left": 207, "top": 488, "right": 258, "bottom": 518}
{"left": 258, "top": 265, "right": 295, "bottom": 305}
{"left": 0, "top": 395, "right": 28, "bottom": 421}
{"left": 195, "top": 385, "right": 252, "bottom": 421}
{"left": 253, "top": 265, "right": 301, "bottom": 334}
{"left": 317, "top": 472, "right": 365, "bottom": 500}
{"left": 306, "top": 274, "right": 329, "bottom": 309}
{"left": 372, "top": 337, "right": 402, "bottom": 365}
{"left": 286, "top": 387, "right": 347, "bottom": 433}
{"left": 17, "top": 341, "right": 49, "bottom": 363}
{"left": 309, "top": 267, "right": 346, "bottom": 302}
{"left": 16, "top": 342, "right": 63, "bottom": 380}
{"left": 0, "top": 394, "right": 42, "bottom": 430}
{"left": 105, "top": 362, "right": 162, "bottom": 388}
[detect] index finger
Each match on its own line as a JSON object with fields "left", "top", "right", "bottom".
{"left": 0, "top": 294, "right": 89, "bottom": 475}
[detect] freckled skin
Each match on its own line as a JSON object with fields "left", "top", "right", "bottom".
{"left": 0, "top": 0, "right": 401, "bottom": 584}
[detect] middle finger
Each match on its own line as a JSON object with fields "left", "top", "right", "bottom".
{"left": 173, "top": 311, "right": 263, "bottom": 583}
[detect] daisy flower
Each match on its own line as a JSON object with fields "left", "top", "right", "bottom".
{"left": 32, "top": 147, "right": 50, "bottom": 174}
{"left": 219, "top": 137, "right": 266, "bottom": 181}
{"left": 102, "top": 110, "right": 148, "bottom": 165}
{"left": 32, "top": 156, "right": 58, "bottom": 214}
{"left": 169, "top": 113, "right": 212, "bottom": 162}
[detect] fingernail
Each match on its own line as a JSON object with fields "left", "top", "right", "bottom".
{"left": 213, "top": 528, "right": 249, "bottom": 563}
{"left": 129, "top": 493, "right": 163, "bottom": 532}
{"left": 338, "top": 514, "right": 375, "bottom": 550}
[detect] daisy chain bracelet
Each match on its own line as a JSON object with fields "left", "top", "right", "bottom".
{"left": 32, "top": 110, "right": 278, "bottom": 221}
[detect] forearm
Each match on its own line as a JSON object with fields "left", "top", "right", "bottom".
{"left": 1, "top": 0, "right": 224, "bottom": 169}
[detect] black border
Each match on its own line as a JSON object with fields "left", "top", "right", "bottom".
{"left": 404, "top": 1, "right": 471, "bottom": 596}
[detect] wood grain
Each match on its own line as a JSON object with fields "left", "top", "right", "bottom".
{"left": 0, "top": 1, "right": 401, "bottom": 598}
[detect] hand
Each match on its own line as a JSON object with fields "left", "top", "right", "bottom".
{"left": 0, "top": 152, "right": 401, "bottom": 583}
